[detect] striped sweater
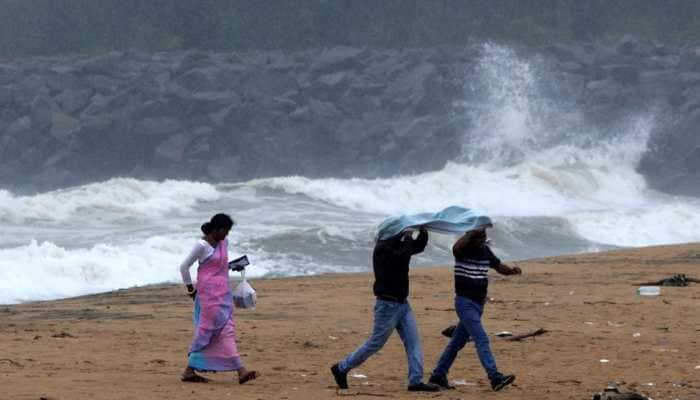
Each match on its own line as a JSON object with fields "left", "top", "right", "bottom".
{"left": 453, "top": 244, "right": 501, "bottom": 304}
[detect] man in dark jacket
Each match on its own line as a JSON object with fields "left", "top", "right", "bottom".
{"left": 331, "top": 227, "right": 439, "bottom": 392}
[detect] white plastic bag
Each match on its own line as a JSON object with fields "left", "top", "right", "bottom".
{"left": 232, "top": 270, "right": 257, "bottom": 309}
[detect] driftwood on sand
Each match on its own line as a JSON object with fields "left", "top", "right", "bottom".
{"left": 503, "top": 328, "right": 548, "bottom": 341}
{"left": 638, "top": 274, "right": 700, "bottom": 287}
{"left": 441, "top": 326, "right": 547, "bottom": 341}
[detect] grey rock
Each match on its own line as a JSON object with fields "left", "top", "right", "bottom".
{"left": 684, "top": 146, "right": 700, "bottom": 170}
{"left": 616, "top": 34, "right": 649, "bottom": 56}
{"left": 174, "top": 67, "right": 221, "bottom": 93}
{"left": 638, "top": 70, "right": 677, "bottom": 99}
{"left": 30, "top": 94, "right": 55, "bottom": 130}
{"left": 209, "top": 105, "right": 235, "bottom": 127}
{"left": 7, "top": 116, "right": 31, "bottom": 136}
{"left": 173, "top": 50, "right": 213, "bottom": 76}
{"left": 81, "top": 94, "right": 112, "bottom": 116}
{"left": 238, "top": 70, "right": 298, "bottom": 98}
{"left": 604, "top": 65, "right": 639, "bottom": 86}
{"left": 155, "top": 133, "right": 192, "bottom": 162}
{"left": 49, "top": 112, "right": 79, "bottom": 140}
{"left": 214, "top": 65, "right": 248, "bottom": 90}
{"left": 0, "top": 108, "right": 19, "bottom": 125}
{"left": 16, "top": 75, "right": 51, "bottom": 103}
{"left": 650, "top": 54, "right": 681, "bottom": 69}
{"left": 45, "top": 71, "right": 82, "bottom": 93}
{"left": 318, "top": 71, "right": 351, "bottom": 87}
{"left": 207, "top": 156, "right": 242, "bottom": 180}
{"left": 0, "top": 64, "right": 20, "bottom": 85}
{"left": 85, "top": 74, "right": 121, "bottom": 94}
{"left": 385, "top": 63, "right": 437, "bottom": 108}
{"left": 336, "top": 119, "right": 366, "bottom": 144}
{"left": 680, "top": 90, "right": 700, "bottom": 114}
{"left": 193, "top": 126, "right": 214, "bottom": 137}
{"left": 309, "top": 46, "right": 365, "bottom": 75}
{"left": 81, "top": 113, "right": 114, "bottom": 131}
{"left": 136, "top": 116, "right": 182, "bottom": 136}
{"left": 175, "top": 90, "right": 241, "bottom": 117}
{"left": 678, "top": 72, "right": 700, "bottom": 85}
{"left": 54, "top": 88, "right": 93, "bottom": 114}
{"left": 77, "top": 51, "right": 136, "bottom": 79}
{"left": 308, "top": 98, "right": 343, "bottom": 122}
{"left": 0, "top": 86, "right": 12, "bottom": 107}
{"left": 289, "top": 105, "right": 311, "bottom": 121}
{"left": 585, "top": 79, "right": 625, "bottom": 101}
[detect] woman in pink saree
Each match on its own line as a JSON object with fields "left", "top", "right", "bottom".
{"left": 179, "top": 213, "right": 259, "bottom": 384}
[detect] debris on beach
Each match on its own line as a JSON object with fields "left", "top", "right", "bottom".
{"left": 502, "top": 328, "right": 547, "bottom": 341}
{"left": 592, "top": 386, "right": 650, "bottom": 400}
{"left": 441, "top": 326, "right": 546, "bottom": 340}
{"left": 637, "top": 286, "right": 660, "bottom": 296}
{"left": 51, "top": 332, "right": 77, "bottom": 338}
{"left": 638, "top": 274, "right": 700, "bottom": 287}
{"left": 452, "top": 379, "right": 476, "bottom": 386}
{"left": 0, "top": 358, "right": 23, "bottom": 367}
{"left": 336, "top": 388, "right": 391, "bottom": 397}
{"left": 302, "top": 340, "right": 321, "bottom": 348}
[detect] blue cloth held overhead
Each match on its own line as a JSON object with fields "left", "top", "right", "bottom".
{"left": 376, "top": 206, "right": 492, "bottom": 241}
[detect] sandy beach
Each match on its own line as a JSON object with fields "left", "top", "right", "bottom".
{"left": 1, "top": 243, "right": 699, "bottom": 400}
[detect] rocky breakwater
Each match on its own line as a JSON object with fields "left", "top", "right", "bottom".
{"left": 0, "top": 37, "right": 698, "bottom": 196}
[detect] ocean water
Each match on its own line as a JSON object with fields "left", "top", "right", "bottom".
{"left": 2, "top": 44, "right": 699, "bottom": 304}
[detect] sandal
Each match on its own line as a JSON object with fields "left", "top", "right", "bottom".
{"left": 238, "top": 370, "right": 259, "bottom": 384}
{"left": 181, "top": 373, "right": 209, "bottom": 383}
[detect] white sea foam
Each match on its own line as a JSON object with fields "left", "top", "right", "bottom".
{"left": 0, "top": 236, "right": 271, "bottom": 304}
{"left": 0, "top": 178, "right": 222, "bottom": 223}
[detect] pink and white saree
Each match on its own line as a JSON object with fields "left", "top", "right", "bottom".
{"left": 188, "top": 239, "right": 242, "bottom": 371}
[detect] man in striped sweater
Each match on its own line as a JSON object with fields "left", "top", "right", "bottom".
{"left": 428, "top": 226, "right": 521, "bottom": 392}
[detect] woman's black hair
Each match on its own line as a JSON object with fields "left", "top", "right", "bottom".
{"left": 201, "top": 213, "right": 234, "bottom": 234}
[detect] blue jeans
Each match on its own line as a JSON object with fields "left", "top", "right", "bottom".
{"left": 432, "top": 296, "right": 498, "bottom": 380}
{"left": 338, "top": 299, "right": 424, "bottom": 386}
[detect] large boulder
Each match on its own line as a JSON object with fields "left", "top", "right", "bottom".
{"left": 616, "top": 34, "right": 650, "bottom": 56}
{"left": 54, "top": 88, "right": 93, "bottom": 114}
{"left": 49, "top": 112, "right": 79, "bottom": 140}
{"left": 0, "top": 64, "right": 20, "bottom": 85}
{"left": 135, "top": 116, "right": 182, "bottom": 136}
{"left": 309, "top": 47, "right": 365, "bottom": 76}
{"left": 603, "top": 64, "right": 639, "bottom": 86}
{"left": 155, "top": 133, "right": 192, "bottom": 162}
{"left": 30, "top": 94, "right": 55, "bottom": 130}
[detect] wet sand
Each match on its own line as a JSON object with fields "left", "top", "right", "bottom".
{"left": 1, "top": 243, "right": 699, "bottom": 400}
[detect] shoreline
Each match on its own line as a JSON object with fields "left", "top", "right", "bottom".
{"left": 2, "top": 243, "right": 699, "bottom": 399}
{"left": 0, "top": 242, "right": 660, "bottom": 307}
